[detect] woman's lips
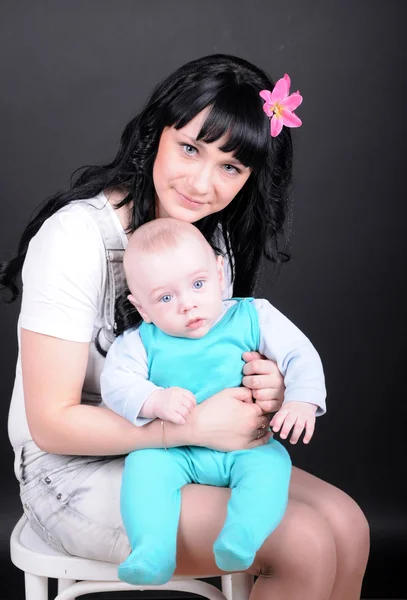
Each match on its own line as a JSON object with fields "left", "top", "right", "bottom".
{"left": 176, "top": 190, "right": 205, "bottom": 208}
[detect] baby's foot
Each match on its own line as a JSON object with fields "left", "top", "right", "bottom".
{"left": 214, "top": 523, "right": 256, "bottom": 572}
{"left": 118, "top": 548, "right": 175, "bottom": 586}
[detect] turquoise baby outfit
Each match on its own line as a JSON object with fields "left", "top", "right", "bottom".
{"left": 143, "top": 297, "right": 260, "bottom": 403}
{"left": 119, "top": 299, "right": 292, "bottom": 585}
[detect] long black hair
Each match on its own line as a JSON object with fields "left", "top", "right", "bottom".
{"left": 1, "top": 54, "right": 293, "bottom": 332}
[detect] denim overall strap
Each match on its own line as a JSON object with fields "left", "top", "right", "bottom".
{"left": 78, "top": 195, "right": 127, "bottom": 344}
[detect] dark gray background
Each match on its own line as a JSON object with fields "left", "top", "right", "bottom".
{"left": 0, "top": 1, "right": 406, "bottom": 598}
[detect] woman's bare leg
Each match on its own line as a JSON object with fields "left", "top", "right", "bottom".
{"left": 175, "top": 484, "right": 336, "bottom": 600}
{"left": 290, "top": 467, "right": 370, "bottom": 600}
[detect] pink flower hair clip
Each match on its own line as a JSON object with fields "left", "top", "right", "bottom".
{"left": 260, "top": 74, "right": 303, "bottom": 137}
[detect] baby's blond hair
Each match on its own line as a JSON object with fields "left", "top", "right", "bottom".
{"left": 124, "top": 218, "right": 213, "bottom": 286}
{"left": 127, "top": 218, "right": 203, "bottom": 254}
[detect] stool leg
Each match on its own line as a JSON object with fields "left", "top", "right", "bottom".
{"left": 58, "top": 578, "right": 76, "bottom": 597}
{"left": 225, "top": 573, "right": 254, "bottom": 600}
{"left": 221, "top": 574, "right": 233, "bottom": 600}
{"left": 24, "top": 572, "right": 48, "bottom": 600}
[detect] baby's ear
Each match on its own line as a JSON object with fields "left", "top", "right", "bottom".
{"left": 127, "top": 294, "right": 152, "bottom": 323}
{"left": 216, "top": 255, "right": 225, "bottom": 290}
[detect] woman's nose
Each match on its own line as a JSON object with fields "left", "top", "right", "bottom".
{"left": 188, "top": 163, "right": 212, "bottom": 195}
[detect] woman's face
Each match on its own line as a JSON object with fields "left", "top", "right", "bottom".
{"left": 153, "top": 109, "right": 252, "bottom": 222}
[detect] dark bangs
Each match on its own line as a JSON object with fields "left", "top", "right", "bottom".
{"left": 167, "top": 82, "right": 271, "bottom": 171}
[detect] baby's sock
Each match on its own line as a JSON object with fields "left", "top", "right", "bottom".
{"left": 213, "top": 522, "right": 256, "bottom": 572}
{"left": 118, "top": 542, "right": 176, "bottom": 586}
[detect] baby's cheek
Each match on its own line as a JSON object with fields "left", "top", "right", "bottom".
{"left": 164, "top": 318, "right": 178, "bottom": 335}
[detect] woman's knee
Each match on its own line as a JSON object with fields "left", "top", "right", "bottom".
{"left": 253, "top": 501, "right": 337, "bottom": 586}
{"left": 321, "top": 489, "right": 370, "bottom": 568}
{"left": 290, "top": 467, "right": 370, "bottom": 570}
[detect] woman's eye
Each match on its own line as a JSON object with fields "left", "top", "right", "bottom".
{"left": 159, "top": 294, "right": 173, "bottom": 303}
{"left": 193, "top": 280, "right": 204, "bottom": 289}
{"left": 223, "top": 164, "right": 241, "bottom": 175}
{"left": 182, "top": 144, "right": 198, "bottom": 156}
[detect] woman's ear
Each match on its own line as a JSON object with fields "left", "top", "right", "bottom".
{"left": 127, "top": 294, "right": 152, "bottom": 323}
{"left": 216, "top": 255, "right": 225, "bottom": 291}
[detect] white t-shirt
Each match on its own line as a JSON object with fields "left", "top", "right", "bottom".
{"left": 7, "top": 193, "right": 234, "bottom": 450}
{"left": 7, "top": 194, "right": 128, "bottom": 449}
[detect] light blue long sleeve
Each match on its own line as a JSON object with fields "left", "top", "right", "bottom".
{"left": 100, "top": 328, "right": 160, "bottom": 425}
{"left": 253, "top": 299, "right": 326, "bottom": 415}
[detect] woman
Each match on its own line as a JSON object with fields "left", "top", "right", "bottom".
{"left": 2, "top": 54, "right": 369, "bottom": 599}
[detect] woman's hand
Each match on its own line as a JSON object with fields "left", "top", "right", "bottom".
{"left": 242, "top": 351, "right": 285, "bottom": 413}
{"left": 188, "top": 387, "right": 272, "bottom": 452}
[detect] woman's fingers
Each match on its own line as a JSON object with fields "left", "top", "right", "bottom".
{"left": 253, "top": 397, "right": 283, "bottom": 412}
{"left": 242, "top": 371, "right": 283, "bottom": 401}
{"left": 242, "top": 354, "right": 285, "bottom": 406}
{"left": 242, "top": 361, "right": 278, "bottom": 377}
{"left": 249, "top": 430, "right": 273, "bottom": 449}
{"left": 242, "top": 375, "right": 283, "bottom": 402}
{"left": 230, "top": 386, "right": 253, "bottom": 403}
{"left": 242, "top": 374, "right": 268, "bottom": 389}
{"left": 242, "top": 351, "right": 264, "bottom": 360}
{"left": 250, "top": 414, "right": 272, "bottom": 445}
{"left": 258, "top": 413, "right": 272, "bottom": 428}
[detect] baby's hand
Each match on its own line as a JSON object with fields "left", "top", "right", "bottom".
{"left": 270, "top": 401, "right": 317, "bottom": 444}
{"left": 149, "top": 387, "right": 197, "bottom": 425}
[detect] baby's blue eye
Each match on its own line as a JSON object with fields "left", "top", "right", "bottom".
{"left": 193, "top": 280, "right": 204, "bottom": 289}
{"left": 160, "top": 294, "right": 173, "bottom": 303}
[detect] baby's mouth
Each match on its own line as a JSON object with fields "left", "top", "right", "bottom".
{"left": 186, "top": 318, "right": 205, "bottom": 329}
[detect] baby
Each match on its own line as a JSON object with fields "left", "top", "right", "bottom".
{"left": 101, "top": 218, "right": 326, "bottom": 586}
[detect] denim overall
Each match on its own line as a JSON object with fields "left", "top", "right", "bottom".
{"left": 17, "top": 195, "right": 132, "bottom": 563}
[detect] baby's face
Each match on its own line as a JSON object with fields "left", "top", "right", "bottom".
{"left": 129, "top": 238, "right": 225, "bottom": 338}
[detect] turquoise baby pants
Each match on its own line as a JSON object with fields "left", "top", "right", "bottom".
{"left": 119, "top": 438, "right": 291, "bottom": 585}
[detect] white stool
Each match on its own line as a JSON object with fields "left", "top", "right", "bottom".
{"left": 10, "top": 516, "right": 254, "bottom": 600}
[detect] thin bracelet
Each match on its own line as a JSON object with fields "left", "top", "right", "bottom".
{"left": 161, "top": 420, "right": 168, "bottom": 451}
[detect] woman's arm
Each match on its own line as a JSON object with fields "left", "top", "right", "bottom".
{"left": 21, "top": 329, "right": 183, "bottom": 455}
{"left": 22, "top": 329, "right": 270, "bottom": 455}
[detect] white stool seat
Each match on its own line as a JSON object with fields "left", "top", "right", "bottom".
{"left": 10, "top": 516, "right": 254, "bottom": 600}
